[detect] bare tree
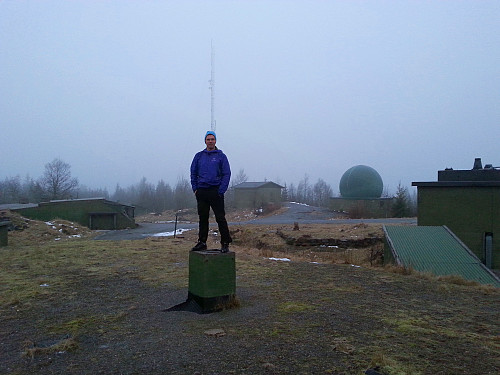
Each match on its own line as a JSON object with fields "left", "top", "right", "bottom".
{"left": 77, "top": 184, "right": 109, "bottom": 199}
{"left": 0, "top": 176, "right": 21, "bottom": 203}
{"left": 231, "top": 168, "right": 248, "bottom": 186}
{"left": 40, "top": 158, "right": 79, "bottom": 200}
{"left": 288, "top": 183, "right": 296, "bottom": 202}
{"left": 296, "top": 174, "right": 311, "bottom": 204}
{"left": 173, "top": 176, "right": 195, "bottom": 210}
{"left": 312, "top": 178, "right": 333, "bottom": 207}
{"left": 226, "top": 168, "right": 248, "bottom": 207}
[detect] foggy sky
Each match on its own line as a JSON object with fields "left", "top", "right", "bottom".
{"left": 2, "top": 1, "right": 500, "bottom": 195}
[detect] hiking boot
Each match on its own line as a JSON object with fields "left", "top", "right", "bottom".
{"left": 191, "top": 241, "right": 207, "bottom": 251}
{"left": 220, "top": 243, "right": 230, "bottom": 253}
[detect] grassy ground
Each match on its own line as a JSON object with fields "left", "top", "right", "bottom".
{"left": 0, "top": 215, "right": 499, "bottom": 375}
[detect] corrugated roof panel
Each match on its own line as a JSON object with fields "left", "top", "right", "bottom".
{"left": 384, "top": 225, "right": 500, "bottom": 287}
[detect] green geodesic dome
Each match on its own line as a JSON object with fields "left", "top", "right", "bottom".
{"left": 339, "top": 165, "right": 383, "bottom": 198}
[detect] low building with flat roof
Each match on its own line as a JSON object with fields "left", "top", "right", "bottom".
{"left": 413, "top": 158, "right": 500, "bottom": 270}
{"left": 12, "top": 198, "right": 135, "bottom": 230}
{"left": 233, "top": 182, "right": 283, "bottom": 209}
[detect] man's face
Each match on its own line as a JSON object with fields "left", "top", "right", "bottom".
{"left": 205, "top": 135, "right": 216, "bottom": 151}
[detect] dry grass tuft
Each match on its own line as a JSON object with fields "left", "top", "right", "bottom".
{"left": 384, "top": 264, "right": 417, "bottom": 275}
{"left": 216, "top": 295, "right": 241, "bottom": 311}
{"left": 436, "top": 274, "right": 482, "bottom": 286}
{"left": 23, "top": 337, "right": 79, "bottom": 358}
{"left": 383, "top": 265, "right": 500, "bottom": 293}
{"left": 369, "top": 350, "right": 422, "bottom": 375}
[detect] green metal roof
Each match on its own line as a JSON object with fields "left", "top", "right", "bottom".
{"left": 384, "top": 225, "right": 500, "bottom": 287}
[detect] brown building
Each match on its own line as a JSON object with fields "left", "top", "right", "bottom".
{"left": 233, "top": 182, "right": 283, "bottom": 209}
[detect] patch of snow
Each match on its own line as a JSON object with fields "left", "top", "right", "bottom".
{"left": 289, "top": 202, "right": 310, "bottom": 206}
{"left": 268, "top": 257, "right": 291, "bottom": 262}
{"left": 150, "top": 228, "right": 192, "bottom": 237}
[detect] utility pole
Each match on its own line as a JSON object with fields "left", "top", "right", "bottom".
{"left": 209, "top": 41, "right": 216, "bottom": 131}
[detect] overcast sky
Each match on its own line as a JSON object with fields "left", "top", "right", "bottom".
{"left": 2, "top": 1, "right": 499, "bottom": 195}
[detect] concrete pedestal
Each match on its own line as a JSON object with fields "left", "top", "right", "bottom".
{"left": 164, "top": 250, "right": 237, "bottom": 314}
{"left": 0, "top": 221, "right": 11, "bottom": 247}
{"left": 188, "top": 250, "right": 236, "bottom": 313}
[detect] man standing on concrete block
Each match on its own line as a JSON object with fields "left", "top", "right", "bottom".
{"left": 190, "top": 130, "right": 232, "bottom": 253}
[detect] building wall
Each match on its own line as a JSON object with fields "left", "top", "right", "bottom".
{"left": 329, "top": 198, "right": 393, "bottom": 218}
{"left": 17, "top": 200, "right": 135, "bottom": 229}
{"left": 0, "top": 222, "right": 9, "bottom": 247}
{"left": 89, "top": 213, "right": 118, "bottom": 230}
{"left": 233, "top": 189, "right": 255, "bottom": 209}
{"left": 417, "top": 186, "right": 500, "bottom": 269}
{"left": 234, "top": 187, "right": 282, "bottom": 209}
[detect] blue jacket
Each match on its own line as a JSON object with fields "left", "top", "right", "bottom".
{"left": 190, "top": 148, "right": 231, "bottom": 195}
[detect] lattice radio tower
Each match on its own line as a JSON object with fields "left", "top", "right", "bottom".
{"left": 209, "top": 41, "right": 216, "bottom": 131}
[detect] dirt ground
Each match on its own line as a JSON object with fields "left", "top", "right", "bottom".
{"left": 1, "top": 211, "right": 499, "bottom": 375}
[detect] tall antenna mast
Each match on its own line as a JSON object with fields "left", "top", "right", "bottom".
{"left": 209, "top": 41, "right": 216, "bottom": 131}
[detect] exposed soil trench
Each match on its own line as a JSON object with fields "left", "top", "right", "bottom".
{"left": 276, "top": 230, "right": 384, "bottom": 248}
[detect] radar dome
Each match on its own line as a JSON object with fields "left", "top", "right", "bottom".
{"left": 339, "top": 165, "right": 383, "bottom": 198}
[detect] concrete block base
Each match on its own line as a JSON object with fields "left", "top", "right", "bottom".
{"left": 165, "top": 250, "right": 237, "bottom": 314}
{"left": 0, "top": 221, "right": 11, "bottom": 247}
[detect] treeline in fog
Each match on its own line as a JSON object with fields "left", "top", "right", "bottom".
{"left": 0, "top": 159, "right": 196, "bottom": 213}
{"left": 1, "top": 158, "right": 415, "bottom": 216}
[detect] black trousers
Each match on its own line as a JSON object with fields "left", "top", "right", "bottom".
{"left": 196, "top": 187, "right": 232, "bottom": 244}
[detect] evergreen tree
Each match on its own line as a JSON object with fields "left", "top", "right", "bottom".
{"left": 173, "top": 177, "right": 195, "bottom": 210}
{"left": 153, "top": 180, "right": 173, "bottom": 212}
{"left": 392, "top": 182, "right": 410, "bottom": 217}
